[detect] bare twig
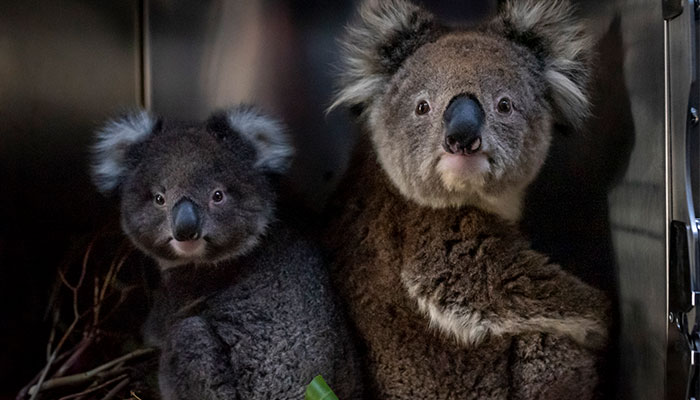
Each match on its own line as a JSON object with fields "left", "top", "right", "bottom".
{"left": 29, "top": 239, "right": 98, "bottom": 400}
{"left": 93, "top": 273, "right": 100, "bottom": 327}
{"left": 28, "top": 348, "right": 155, "bottom": 395}
{"left": 19, "top": 233, "right": 146, "bottom": 400}
{"left": 101, "top": 377, "right": 130, "bottom": 400}
{"left": 56, "top": 374, "right": 128, "bottom": 400}
{"left": 54, "top": 334, "right": 95, "bottom": 377}
{"left": 29, "top": 312, "right": 84, "bottom": 400}
{"left": 130, "top": 390, "right": 144, "bottom": 400}
{"left": 46, "top": 308, "right": 60, "bottom": 361}
{"left": 16, "top": 340, "right": 86, "bottom": 400}
{"left": 29, "top": 350, "right": 58, "bottom": 400}
{"left": 93, "top": 246, "right": 131, "bottom": 328}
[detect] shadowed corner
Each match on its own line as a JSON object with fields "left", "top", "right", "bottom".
{"left": 521, "top": 12, "right": 633, "bottom": 399}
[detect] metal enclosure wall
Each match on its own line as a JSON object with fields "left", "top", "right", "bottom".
{"left": 523, "top": 1, "right": 666, "bottom": 397}
{"left": 591, "top": 2, "right": 667, "bottom": 398}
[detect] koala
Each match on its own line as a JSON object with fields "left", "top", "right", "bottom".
{"left": 325, "top": 0, "right": 611, "bottom": 399}
{"left": 91, "top": 106, "right": 363, "bottom": 399}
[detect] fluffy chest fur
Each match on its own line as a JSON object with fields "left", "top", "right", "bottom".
{"left": 325, "top": 139, "right": 608, "bottom": 399}
{"left": 147, "top": 224, "right": 364, "bottom": 399}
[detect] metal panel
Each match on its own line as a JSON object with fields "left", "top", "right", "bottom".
{"left": 588, "top": 1, "right": 667, "bottom": 398}
{"left": 522, "top": 1, "right": 667, "bottom": 398}
{"left": 0, "top": 0, "right": 141, "bottom": 394}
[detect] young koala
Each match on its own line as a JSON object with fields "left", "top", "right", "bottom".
{"left": 91, "top": 106, "right": 362, "bottom": 399}
{"left": 326, "top": 0, "right": 610, "bottom": 398}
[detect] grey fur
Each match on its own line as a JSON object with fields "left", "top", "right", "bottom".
{"left": 227, "top": 106, "right": 294, "bottom": 173}
{"left": 151, "top": 225, "right": 362, "bottom": 400}
{"left": 331, "top": 0, "right": 593, "bottom": 220}
{"left": 91, "top": 106, "right": 363, "bottom": 399}
{"left": 91, "top": 110, "right": 156, "bottom": 194}
{"left": 329, "top": 0, "right": 442, "bottom": 113}
{"left": 498, "top": 0, "right": 592, "bottom": 128}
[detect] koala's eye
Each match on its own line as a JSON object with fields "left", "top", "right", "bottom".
{"left": 497, "top": 98, "right": 512, "bottom": 114}
{"left": 154, "top": 193, "right": 165, "bottom": 206}
{"left": 415, "top": 100, "right": 431, "bottom": 115}
{"left": 212, "top": 190, "right": 225, "bottom": 203}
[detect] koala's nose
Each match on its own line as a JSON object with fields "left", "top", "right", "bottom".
{"left": 171, "top": 198, "right": 201, "bottom": 241}
{"left": 443, "top": 95, "right": 484, "bottom": 155}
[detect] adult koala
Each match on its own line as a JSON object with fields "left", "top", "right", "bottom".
{"left": 91, "top": 106, "right": 363, "bottom": 399}
{"left": 326, "top": 0, "right": 610, "bottom": 398}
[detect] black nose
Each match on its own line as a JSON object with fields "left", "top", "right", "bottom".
{"left": 172, "top": 198, "right": 201, "bottom": 241}
{"left": 443, "top": 95, "right": 484, "bottom": 155}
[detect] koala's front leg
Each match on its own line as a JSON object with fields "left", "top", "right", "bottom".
{"left": 159, "top": 316, "right": 239, "bottom": 400}
{"left": 400, "top": 218, "right": 610, "bottom": 351}
{"left": 510, "top": 332, "right": 600, "bottom": 400}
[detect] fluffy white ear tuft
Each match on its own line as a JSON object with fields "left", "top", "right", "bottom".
{"left": 329, "top": 0, "right": 441, "bottom": 114}
{"left": 91, "top": 110, "right": 156, "bottom": 195}
{"left": 500, "top": 0, "right": 593, "bottom": 129}
{"left": 226, "top": 106, "right": 294, "bottom": 174}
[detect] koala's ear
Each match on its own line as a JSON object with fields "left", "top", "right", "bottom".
{"left": 496, "top": 0, "right": 593, "bottom": 129}
{"left": 224, "top": 106, "right": 294, "bottom": 174}
{"left": 329, "top": 0, "right": 444, "bottom": 114}
{"left": 91, "top": 110, "right": 159, "bottom": 195}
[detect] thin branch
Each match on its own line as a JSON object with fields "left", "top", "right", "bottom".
{"left": 130, "top": 391, "right": 144, "bottom": 400}
{"left": 94, "top": 247, "right": 130, "bottom": 328}
{"left": 46, "top": 308, "right": 60, "bottom": 361}
{"left": 20, "top": 232, "right": 143, "bottom": 400}
{"left": 72, "top": 239, "right": 93, "bottom": 320}
{"left": 28, "top": 313, "right": 93, "bottom": 400}
{"left": 102, "top": 378, "right": 130, "bottom": 400}
{"left": 57, "top": 268, "right": 74, "bottom": 291}
{"left": 56, "top": 374, "right": 128, "bottom": 400}
{"left": 93, "top": 273, "right": 100, "bottom": 327}
{"left": 28, "top": 350, "right": 57, "bottom": 400}
{"left": 16, "top": 340, "right": 85, "bottom": 400}
{"left": 28, "top": 348, "right": 155, "bottom": 395}
{"left": 54, "top": 334, "right": 94, "bottom": 377}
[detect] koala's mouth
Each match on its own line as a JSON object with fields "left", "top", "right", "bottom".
{"left": 169, "top": 238, "right": 206, "bottom": 257}
{"left": 435, "top": 152, "right": 490, "bottom": 191}
{"left": 437, "top": 152, "right": 489, "bottom": 175}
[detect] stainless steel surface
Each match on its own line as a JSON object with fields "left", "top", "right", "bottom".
{"left": 0, "top": 0, "right": 141, "bottom": 394}
{"left": 600, "top": 1, "right": 666, "bottom": 398}
{"left": 568, "top": 1, "right": 667, "bottom": 398}
{"left": 665, "top": 1, "right": 700, "bottom": 397}
{"left": 666, "top": 0, "right": 698, "bottom": 302}
{"left": 522, "top": 2, "right": 666, "bottom": 396}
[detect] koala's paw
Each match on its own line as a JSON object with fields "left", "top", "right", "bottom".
{"left": 512, "top": 332, "right": 600, "bottom": 400}
{"left": 159, "top": 316, "right": 238, "bottom": 400}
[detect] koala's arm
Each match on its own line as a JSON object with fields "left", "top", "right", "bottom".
{"left": 400, "top": 216, "right": 610, "bottom": 351}
{"left": 158, "top": 316, "right": 240, "bottom": 400}
{"left": 509, "top": 333, "right": 600, "bottom": 400}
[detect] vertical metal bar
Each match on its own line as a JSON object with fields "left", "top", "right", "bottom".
{"left": 665, "top": 1, "right": 700, "bottom": 397}
{"left": 136, "top": 0, "right": 151, "bottom": 110}
{"left": 666, "top": 17, "right": 673, "bottom": 399}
